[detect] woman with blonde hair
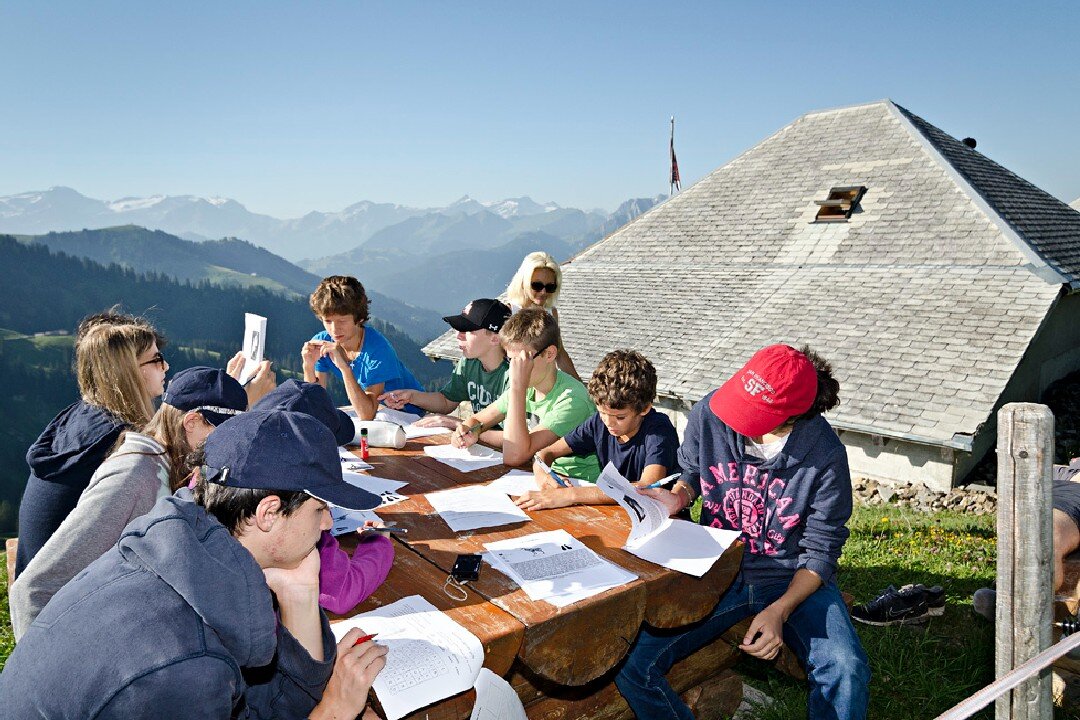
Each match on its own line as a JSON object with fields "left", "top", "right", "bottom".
{"left": 14, "top": 310, "right": 168, "bottom": 576}
{"left": 10, "top": 367, "right": 247, "bottom": 637}
{"left": 505, "top": 251, "right": 580, "bottom": 380}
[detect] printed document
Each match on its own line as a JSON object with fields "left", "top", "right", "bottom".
{"left": 338, "top": 449, "right": 373, "bottom": 472}
{"left": 330, "top": 506, "right": 383, "bottom": 536}
{"left": 470, "top": 667, "right": 526, "bottom": 720}
{"left": 424, "top": 443, "right": 504, "bottom": 473}
{"left": 331, "top": 595, "right": 484, "bottom": 720}
{"left": 596, "top": 463, "right": 740, "bottom": 576}
{"left": 238, "top": 313, "right": 267, "bottom": 385}
{"left": 485, "top": 469, "right": 539, "bottom": 497}
{"left": 426, "top": 485, "right": 529, "bottom": 532}
{"left": 483, "top": 529, "right": 636, "bottom": 607}
{"left": 342, "top": 471, "right": 409, "bottom": 507}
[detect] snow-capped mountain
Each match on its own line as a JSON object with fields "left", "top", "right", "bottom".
{"left": 0, "top": 187, "right": 661, "bottom": 264}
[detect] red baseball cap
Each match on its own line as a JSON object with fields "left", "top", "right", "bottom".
{"left": 709, "top": 345, "right": 818, "bottom": 437}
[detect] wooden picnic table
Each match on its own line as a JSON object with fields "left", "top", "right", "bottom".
{"left": 330, "top": 432, "right": 744, "bottom": 720}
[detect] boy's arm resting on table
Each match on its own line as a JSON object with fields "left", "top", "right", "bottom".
{"left": 451, "top": 404, "right": 505, "bottom": 448}
{"left": 378, "top": 388, "right": 457, "bottom": 415}
{"left": 515, "top": 482, "right": 615, "bottom": 510}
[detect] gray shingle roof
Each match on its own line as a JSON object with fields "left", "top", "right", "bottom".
{"left": 424, "top": 100, "right": 1077, "bottom": 447}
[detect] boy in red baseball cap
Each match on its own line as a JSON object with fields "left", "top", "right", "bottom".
{"left": 616, "top": 344, "right": 869, "bottom": 720}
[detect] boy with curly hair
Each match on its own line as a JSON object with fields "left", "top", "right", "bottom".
{"left": 514, "top": 349, "right": 681, "bottom": 510}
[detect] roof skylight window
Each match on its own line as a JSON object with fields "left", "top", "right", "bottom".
{"left": 814, "top": 186, "right": 867, "bottom": 222}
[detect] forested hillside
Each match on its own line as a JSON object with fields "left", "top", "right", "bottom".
{"left": 0, "top": 235, "right": 450, "bottom": 535}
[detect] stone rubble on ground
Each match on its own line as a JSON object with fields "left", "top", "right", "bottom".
{"left": 852, "top": 477, "right": 996, "bottom": 515}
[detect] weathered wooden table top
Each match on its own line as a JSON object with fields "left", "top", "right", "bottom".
{"left": 330, "top": 432, "right": 742, "bottom": 718}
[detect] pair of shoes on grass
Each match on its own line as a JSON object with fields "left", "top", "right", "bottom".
{"left": 851, "top": 583, "right": 945, "bottom": 626}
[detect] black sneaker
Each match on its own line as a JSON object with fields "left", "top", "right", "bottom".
{"left": 851, "top": 585, "right": 931, "bottom": 626}
{"left": 907, "top": 583, "right": 944, "bottom": 616}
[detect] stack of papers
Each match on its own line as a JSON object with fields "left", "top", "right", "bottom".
{"left": 423, "top": 443, "right": 504, "bottom": 472}
{"left": 595, "top": 463, "right": 740, "bottom": 576}
{"left": 331, "top": 595, "right": 484, "bottom": 720}
{"left": 484, "top": 529, "right": 636, "bottom": 607}
{"left": 426, "top": 485, "right": 530, "bottom": 532}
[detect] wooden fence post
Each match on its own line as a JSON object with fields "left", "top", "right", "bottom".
{"left": 996, "top": 403, "right": 1054, "bottom": 720}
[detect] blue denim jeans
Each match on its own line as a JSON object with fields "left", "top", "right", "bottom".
{"left": 615, "top": 576, "right": 870, "bottom": 720}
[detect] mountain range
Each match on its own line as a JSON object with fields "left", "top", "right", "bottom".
{"left": 0, "top": 187, "right": 665, "bottom": 313}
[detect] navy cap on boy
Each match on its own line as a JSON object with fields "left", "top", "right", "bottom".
{"left": 254, "top": 379, "right": 355, "bottom": 446}
{"left": 162, "top": 367, "right": 247, "bottom": 426}
{"left": 443, "top": 298, "right": 512, "bottom": 334}
{"left": 202, "top": 409, "right": 380, "bottom": 510}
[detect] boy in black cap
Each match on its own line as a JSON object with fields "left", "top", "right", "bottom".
{"left": 381, "top": 298, "right": 512, "bottom": 433}
{"left": 1, "top": 410, "right": 387, "bottom": 720}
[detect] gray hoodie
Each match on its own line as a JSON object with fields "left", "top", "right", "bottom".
{"left": 0, "top": 493, "right": 336, "bottom": 719}
{"left": 11, "top": 431, "right": 171, "bottom": 638}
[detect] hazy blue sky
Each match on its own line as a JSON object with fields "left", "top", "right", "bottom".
{"left": 2, "top": 1, "right": 1077, "bottom": 217}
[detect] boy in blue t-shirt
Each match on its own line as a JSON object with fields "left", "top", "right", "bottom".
{"left": 301, "top": 275, "right": 424, "bottom": 419}
{"left": 515, "top": 349, "right": 680, "bottom": 511}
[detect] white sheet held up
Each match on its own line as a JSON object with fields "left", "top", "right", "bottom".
{"left": 330, "top": 595, "right": 484, "bottom": 720}
{"left": 596, "top": 462, "right": 740, "bottom": 576}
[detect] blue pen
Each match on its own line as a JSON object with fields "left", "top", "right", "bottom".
{"left": 535, "top": 454, "right": 569, "bottom": 488}
{"left": 644, "top": 473, "right": 681, "bottom": 489}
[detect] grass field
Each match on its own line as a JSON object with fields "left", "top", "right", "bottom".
{"left": 0, "top": 506, "right": 1076, "bottom": 718}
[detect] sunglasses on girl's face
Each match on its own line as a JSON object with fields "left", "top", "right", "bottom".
{"left": 530, "top": 281, "right": 558, "bottom": 293}
{"left": 140, "top": 352, "right": 167, "bottom": 368}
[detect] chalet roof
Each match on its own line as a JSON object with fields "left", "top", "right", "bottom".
{"left": 424, "top": 100, "right": 1080, "bottom": 449}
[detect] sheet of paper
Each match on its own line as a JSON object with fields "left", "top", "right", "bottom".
{"left": 470, "top": 667, "right": 526, "bottom": 720}
{"left": 595, "top": 462, "right": 671, "bottom": 547}
{"left": 338, "top": 449, "right": 373, "bottom": 472}
{"left": 625, "top": 520, "right": 741, "bottom": 577}
{"left": 330, "top": 506, "right": 384, "bottom": 536}
{"left": 403, "top": 423, "right": 454, "bottom": 439}
{"left": 330, "top": 595, "right": 484, "bottom": 720}
{"left": 486, "top": 469, "right": 539, "bottom": 497}
{"left": 426, "top": 485, "right": 529, "bottom": 532}
{"left": 238, "top": 313, "right": 267, "bottom": 385}
{"left": 483, "top": 529, "right": 636, "bottom": 607}
{"left": 342, "top": 472, "right": 409, "bottom": 507}
{"left": 423, "top": 443, "right": 504, "bottom": 473}
{"left": 376, "top": 407, "right": 423, "bottom": 426}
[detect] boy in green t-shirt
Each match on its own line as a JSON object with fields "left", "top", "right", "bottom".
{"left": 380, "top": 299, "right": 511, "bottom": 431}
{"left": 450, "top": 308, "right": 599, "bottom": 482}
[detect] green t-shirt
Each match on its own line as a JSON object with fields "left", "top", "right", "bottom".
{"left": 440, "top": 357, "right": 510, "bottom": 414}
{"left": 494, "top": 370, "right": 600, "bottom": 482}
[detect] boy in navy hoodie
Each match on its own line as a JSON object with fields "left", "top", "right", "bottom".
{"left": 616, "top": 344, "right": 870, "bottom": 720}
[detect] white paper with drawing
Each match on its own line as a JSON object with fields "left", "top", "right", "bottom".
{"left": 342, "top": 471, "right": 409, "bottom": 507}
{"left": 596, "top": 463, "right": 739, "bottom": 576}
{"left": 423, "top": 443, "right": 504, "bottom": 472}
{"left": 486, "top": 469, "right": 539, "bottom": 497}
{"left": 330, "top": 595, "right": 484, "bottom": 720}
{"left": 329, "top": 506, "right": 383, "bottom": 536}
{"left": 238, "top": 313, "right": 267, "bottom": 385}
{"left": 470, "top": 667, "right": 526, "bottom": 720}
{"left": 595, "top": 463, "right": 670, "bottom": 547}
{"left": 426, "top": 485, "right": 529, "bottom": 531}
{"left": 483, "top": 529, "right": 636, "bottom": 607}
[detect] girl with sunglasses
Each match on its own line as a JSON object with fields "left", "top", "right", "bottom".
{"left": 505, "top": 251, "right": 581, "bottom": 380}
{"left": 14, "top": 311, "right": 169, "bottom": 577}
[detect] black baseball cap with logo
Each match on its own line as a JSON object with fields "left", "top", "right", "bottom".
{"left": 442, "top": 298, "right": 512, "bottom": 333}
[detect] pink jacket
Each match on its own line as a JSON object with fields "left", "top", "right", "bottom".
{"left": 316, "top": 531, "right": 394, "bottom": 615}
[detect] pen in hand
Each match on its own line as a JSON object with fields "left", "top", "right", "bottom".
{"left": 644, "top": 472, "right": 681, "bottom": 489}
{"left": 535, "top": 454, "right": 569, "bottom": 488}
{"left": 353, "top": 633, "right": 378, "bottom": 647}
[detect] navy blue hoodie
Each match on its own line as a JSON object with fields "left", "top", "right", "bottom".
{"left": 677, "top": 390, "right": 852, "bottom": 586}
{"left": 15, "top": 400, "right": 127, "bottom": 576}
{"left": 0, "top": 492, "right": 336, "bottom": 719}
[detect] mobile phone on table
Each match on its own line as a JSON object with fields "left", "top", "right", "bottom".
{"left": 451, "top": 553, "right": 482, "bottom": 582}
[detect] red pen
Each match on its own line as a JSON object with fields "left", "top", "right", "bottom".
{"left": 353, "top": 633, "right": 378, "bottom": 646}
